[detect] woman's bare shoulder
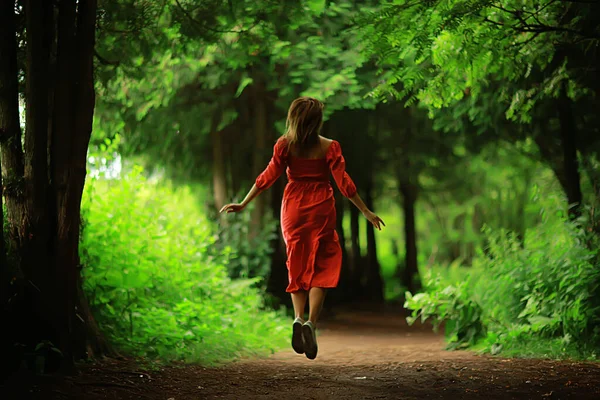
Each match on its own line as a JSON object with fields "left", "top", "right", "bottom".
{"left": 319, "top": 135, "right": 338, "bottom": 153}
{"left": 319, "top": 136, "right": 335, "bottom": 147}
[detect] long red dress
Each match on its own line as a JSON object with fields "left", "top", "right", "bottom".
{"left": 255, "top": 137, "right": 357, "bottom": 292}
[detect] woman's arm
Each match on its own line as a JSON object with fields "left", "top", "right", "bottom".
{"left": 348, "top": 192, "right": 385, "bottom": 231}
{"left": 327, "top": 141, "right": 385, "bottom": 230}
{"left": 219, "top": 184, "right": 262, "bottom": 214}
{"left": 220, "top": 139, "right": 286, "bottom": 214}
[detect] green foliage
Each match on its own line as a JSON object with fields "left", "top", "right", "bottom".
{"left": 86, "top": 0, "right": 600, "bottom": 363}
{"left": 405, "top": 207, "right": 600, "bottom": 359}
{"left": 213, "top": 207, "right": 278, "bottom": 280}
{"left": 405, "top": 277, "right": 486, "bottom": 350}
{"left": 361, "top": 0, "right": 598, "bottom": 121}
{"left": 80, "top": 168, "right": 287, "bottom": 364}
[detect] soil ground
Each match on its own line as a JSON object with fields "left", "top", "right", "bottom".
{"left": 3, "top": 309, "right": 600, "bottom": 399}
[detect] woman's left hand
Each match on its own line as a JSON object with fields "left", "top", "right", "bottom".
{"left": 220, "top": 203, "right": 246, "bottom": 214}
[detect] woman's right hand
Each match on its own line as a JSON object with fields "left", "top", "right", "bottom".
{"left": 362, "top": 209, "right": 385, "bottom": 231}
{"left": 220, "top": 203, "right": 246, "bottom": 214}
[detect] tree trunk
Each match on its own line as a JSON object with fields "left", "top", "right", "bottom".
{"left": 399, "top": 177, "right": 420, "bottom": 295}
{"left": 51, "top": 0, "right": 109, "bottom": 364}
{"left": 23, "top": 0, "right": 52, "bottom": 289}
{"left": 51, "top": 0, "right": 79, "bottom": 368}
{"left": 557, "top": 86, "right": 582, "bottom": 219}
{"left": 349, "top": 204, "right": 362, "bottom": 292}
{"left": 266, "top": 174, "right": 289, "bottom": 307}
{"left": 329, "top": 192, "right": 352, "bottom": 305}
{"left": 250, "top": 82, "right": 268, "bottom": 236}
{"left": 210, "top": 108, "right": 227, "bottom": 211}
{"left": 364, "top": 178, "right": 384, "bottom": 303}
{"left": 1, "top": 0, "right": 110, "bottom": 372}
{"left": 0, "top": 0, "right": 25, "bottom": 261}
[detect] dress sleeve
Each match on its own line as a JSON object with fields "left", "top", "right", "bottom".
{"left": 255, "top": 139, "right": 287, "bottom": 191}
{"left": 326, "top": 140, "right": 357, "bottom": 198}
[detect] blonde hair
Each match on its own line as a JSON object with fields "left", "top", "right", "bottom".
{"left": 284, "top": 97, "right": 324, "bottom": 153}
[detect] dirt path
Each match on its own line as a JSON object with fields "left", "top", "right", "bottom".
{"left": 5, "top": 310, "right": 600, "bottom": 399}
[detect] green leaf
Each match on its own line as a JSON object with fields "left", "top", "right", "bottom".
{"left": 306, "top": 0, "right": 326, "bottom": 16}
{"left": 235, "top": 76, "right": 253, "bottom": 98}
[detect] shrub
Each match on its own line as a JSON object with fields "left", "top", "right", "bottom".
{"left": 405, "top": 208, "right": 600, "bottom": 359}
{"left": 212, "top": 205, "right": 278, "bottom": 281}
{"left": 80, "top": 168, "right": 287, "bottom": 365}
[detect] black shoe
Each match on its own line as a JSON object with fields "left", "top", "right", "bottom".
{"left": 292, "top": 317, "right": 305, "bottom": 354}
{"left": 302, "top": 321, "right": 318, "bottom": 360}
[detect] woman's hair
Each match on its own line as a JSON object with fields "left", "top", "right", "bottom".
{"left": 284, "top": 97, "right": 324, "bottom": 152}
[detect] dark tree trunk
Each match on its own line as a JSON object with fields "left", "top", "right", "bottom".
{"left": 265, "top": 103, "right": 289, "bottom": 306}
{"left": 0, "top": 0, "right": 25, "bottom": 261}
{"left": 363, "top": 110, "right": 383, "bottom": 302}
{"left": 399, "top": 177, "right": 420, "bottom": 295}
{"left": 266, "top": 174, "right": 290, "bottom": 307}
{"left": 51, "top": 0, "right": 79, "bottom": 368}
{"left": 327, "top": 192, "right": 352, "bottom": 306}
{"left": 23, "top": 0, "right": 52, "bottom": 291}
{"left": 364, "top": 179, "right": 384, "bottom": 303}
{"left": 349, "top": 204, "right": 362, "bottom": 292}
{"left": 0, "top": 0, "right": 10, "bottom": 275}
{"left": 250, "top": 82, "right": 268, "bottom": 236}
{"left": 557, "top": 87, "right": 582, "bottom": 219}
{"left": 210, "top": 108, "right": 227, "bottom": 211}
{"left": 2, "top": 0, "right": 110, "bottom": 372}
{"left": 51, "top": 0, "right": 110, "bottom": 364}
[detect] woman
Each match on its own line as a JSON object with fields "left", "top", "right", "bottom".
{"left": 220, "top": 97, "right": 384, "bottom": 360}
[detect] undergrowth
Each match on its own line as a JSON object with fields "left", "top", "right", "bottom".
{"left": 80, "top": 167, "right": 288, "bottom": 365}
{"left": 405, "top": 202, "right": 600, "bottom": 360}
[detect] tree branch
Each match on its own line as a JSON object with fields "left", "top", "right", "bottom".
{"left": 173, "top": 0, "right": 260, "bottom": 34}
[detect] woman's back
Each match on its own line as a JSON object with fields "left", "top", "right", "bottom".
{"left": 288, "top": 136, "right": 333, "bottom": 159}
{"left": 285, "top": 136, "right": 336, "bottom": 183}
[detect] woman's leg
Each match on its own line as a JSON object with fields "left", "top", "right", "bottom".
{"left": 307, "top": 287, "right": 327, "bottom": 326}
{"left": 291, "top": 290, "right": 308, "bottom": 320}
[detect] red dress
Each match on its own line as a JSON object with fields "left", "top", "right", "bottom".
{"left": 255, "top": 138, "right": 357, "bottom": 292}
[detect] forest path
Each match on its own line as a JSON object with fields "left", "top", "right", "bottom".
{"left": 6, "top": 309, "right": 600, "bottom": 399}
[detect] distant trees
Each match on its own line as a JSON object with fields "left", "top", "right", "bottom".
{"left": 361, "top": 0, "right": 600, "bottom": 220}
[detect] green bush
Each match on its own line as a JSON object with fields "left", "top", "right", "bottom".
{"left": 405, "top": 205, "right": 600, "bottom": 359}
{"left": 213, "top": 203, "right": 278, "bottom": 280}
{"left": 80, "top": 167, "right": 287, "bottom": 365}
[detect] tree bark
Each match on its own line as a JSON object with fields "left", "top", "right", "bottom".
{"left": 70, "top": 0, "right": 101, "bottom": 361}
{"left": 399, "top": 177, "right": 420, "bottom": 295}
{"left": 250, "top": 82, "right": 268, "bottom": 236}
{"left": 364, "top": 178, "right": 384, "bottom": 303}
{"left": 349, "top": 204, "right": 362, "bottom": 292}
{"left": 23, "top": 0, "right": 52, "bottom": 287}
{"left": 1, "top": 0, "right": 111, "bottom": 372}
{"left": 51, "top": 0, "right": 79, "bottom": 368}
{"left": 210, "top": 108, "right": 227, "bottom": 211}
{"left": 0, "top": 0, "right": 26, "bottom": 261}
{"left": 51, "top": 0, "right": 109, "bottom": 364}
{"left": 266, "top": 174, "right": 289, "bottom": 306}
{"left": 329, "top": 192, "right": 352, "bottom": 305}
{"left": 557, "top": 86, "right": 582, "bottom": 219}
